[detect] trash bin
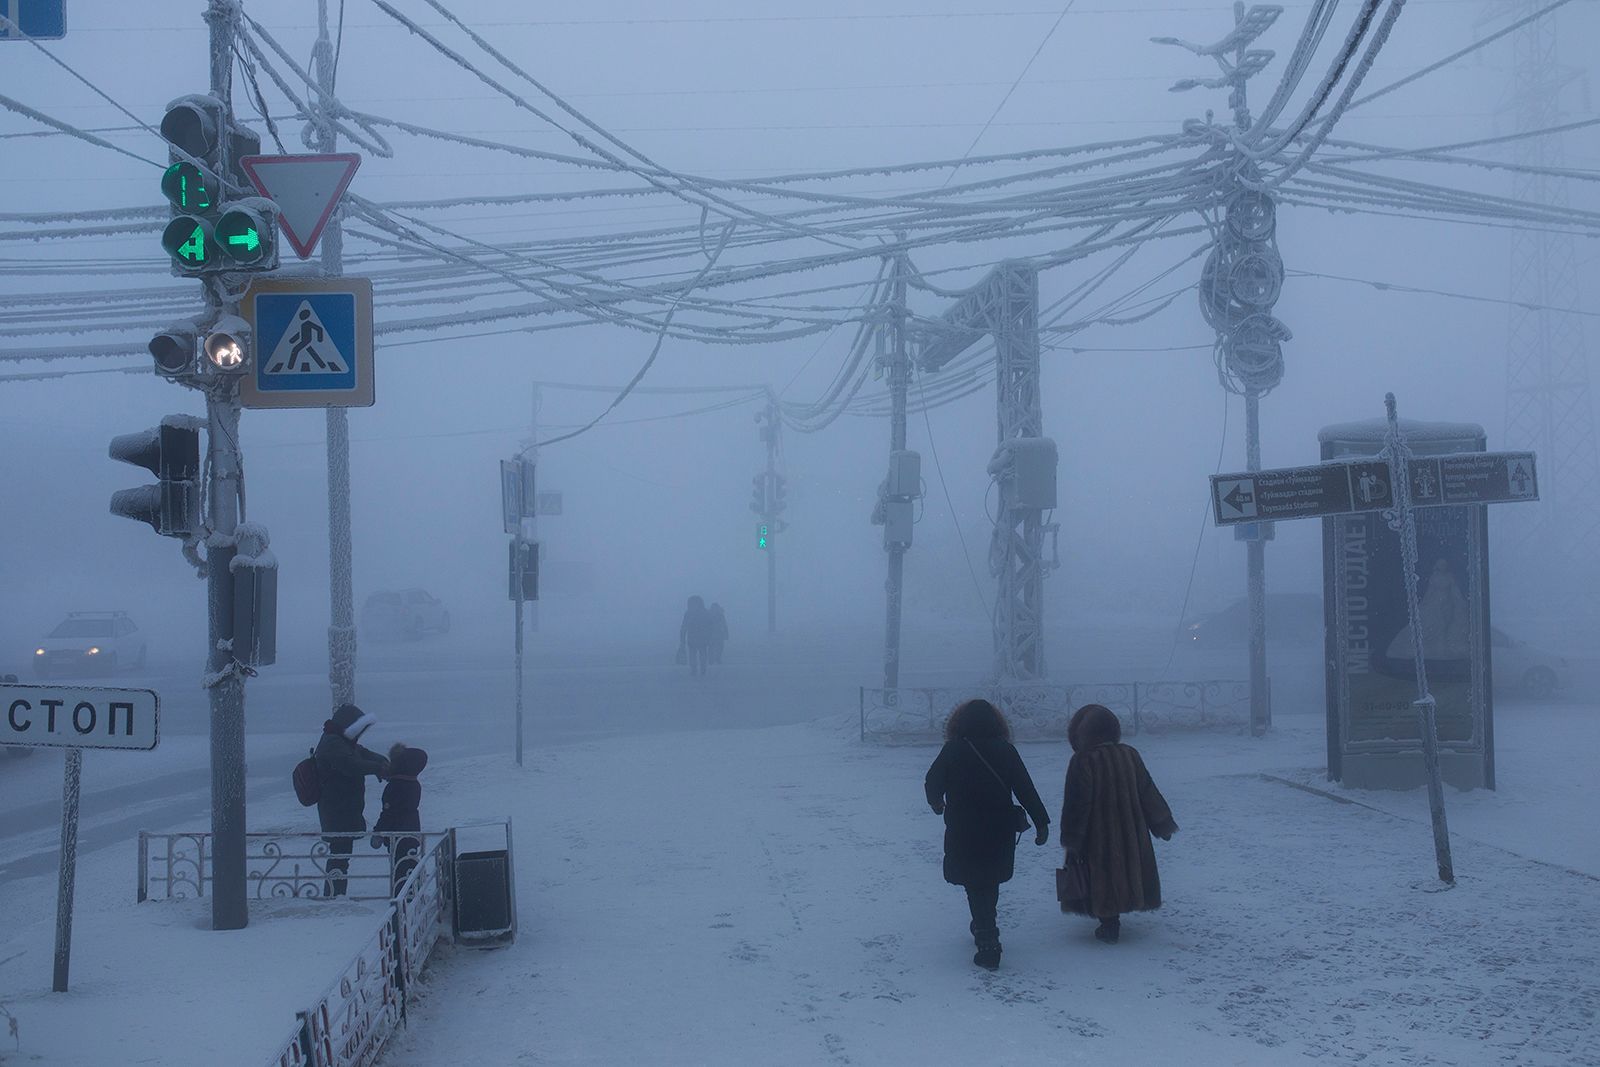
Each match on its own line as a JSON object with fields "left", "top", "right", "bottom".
{"left": 452, "top": 819, "right": 517, "bottom": 946}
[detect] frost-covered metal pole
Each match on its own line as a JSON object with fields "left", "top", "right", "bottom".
{"left": 51, "top": 747, "right": 82, "bottom": 992}
{"left": 1245, "top": 390, "right": 1269, "bottom": 735}
{"left": 204, "top": 0, "right": 248, "bottom": 931}
{"left": 882, "top": 252, "right": 909, "bottom": 688}
{"left": 513, "top": 553, "right": 525, "bottom": 767}
{"left": 1383, "top": 394, "right": 1455, "bottom": 885}
{"left": 765, "top": 394, "right": 779, "bottom": 635}
{"left": 314, "top": 0, "right": 357, "bottom": 709}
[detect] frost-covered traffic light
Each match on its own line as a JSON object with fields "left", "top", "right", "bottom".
{"left": 108, "top": 417, "right": 201, "bottom": 537}
{"left": 749, "top": 473, "right": 767, "bottom": 515}
{"left": 159, "top": 95, "right": 276, "bottom": 274}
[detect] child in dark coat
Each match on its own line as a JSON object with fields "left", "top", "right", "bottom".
{"left": 372, "top": 743, "right": 429, "bottom": 895}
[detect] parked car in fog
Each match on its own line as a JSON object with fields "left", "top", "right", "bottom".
{"left": 1185, "top": 593, "right": 1324, "bottom": 647}
{"left": 1492, "top": 627, "right": 1565, "bottom": 699}
{"left": 361, "top": 589, "right": 451, "bottom": 641}
{"left": 33, "top": 611, "right": 147, "bottom": 677}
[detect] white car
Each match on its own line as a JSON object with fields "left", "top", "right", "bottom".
{"left": 33, "top": 612, "right": 148, "bottom": 678}
{"left": 1492, "top": 627, "right": 1566, "bottom": 699}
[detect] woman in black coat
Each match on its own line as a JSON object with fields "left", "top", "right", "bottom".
{"left": 924, "top": 699, "right": 1051, "bottom": 970}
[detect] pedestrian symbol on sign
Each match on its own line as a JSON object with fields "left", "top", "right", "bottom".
{"left": 265, "top": 302, "right": 348, "bottom": 374}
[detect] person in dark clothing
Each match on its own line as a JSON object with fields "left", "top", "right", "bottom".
{"left": 678, "top": 596, "right": 714, "bottom": 677}
{"left": 924, "top": 699, "right": 1051, "bottom": 970}
{"left": 372, "top": 743, "right": 429, "bottom": 896}
{"left": 314, "top": 703, "right": 389, "bottom": 897}
{"left": 1059, "top": 703, "right": 1178, "bottom": 943}
{"left": 707, "top": 603, "right": 729, "bottom": 665}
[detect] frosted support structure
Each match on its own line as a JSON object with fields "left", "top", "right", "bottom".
{"left": 881, "top": 253, "right": 910, "bottom": 686}
{"left": 916, "top": 261, "right": 1050, "bottom": 681}
{"left": 312, "top": 0, "right": 358, "bottom": 710}
{"left": 1381, "top": 394, "right": 1455, "bottom": 886}
{"left": 51, "top": 747, "right": 82, "bottom": 992}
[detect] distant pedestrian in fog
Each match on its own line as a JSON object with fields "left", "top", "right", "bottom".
{"left": 372, "top": 742, "right": 429, "bottom": 896}
{"left": 315, "top": 703, "right": 389, "bottom": 897}
{"left": 708, "top": 603, "right": 729, "bottom": 665}
{"left": 678, "top": 595, "right": 713, "bottom": 677}
{"left": 924, "top": 699, "right": 1050, "bottom": 971}
{"left": 1058, "top": 704, "right": 1177, "bottom": 943}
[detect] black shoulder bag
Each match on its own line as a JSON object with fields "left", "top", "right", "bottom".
{"left": 966, "top": 739, "right": 1031, "bottom": 836}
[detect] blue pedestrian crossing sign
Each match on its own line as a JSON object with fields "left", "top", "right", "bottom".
{"left": 1, "top": 2, "right": 67, "bottom": 40}
{"left": 240, "top": 277, "right": 374, "bottom": 409}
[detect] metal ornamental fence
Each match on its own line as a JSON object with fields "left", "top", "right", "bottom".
{"left": 138, "top": 830, "right": 454, "bottom": 902}
{"left": 859, "top": 681, "right": 1253, "bottom": 743}
{"left": 137, "top": 828, "right": 484, "bottom": 1067}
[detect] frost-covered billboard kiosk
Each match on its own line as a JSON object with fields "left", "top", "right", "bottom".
{"left": 1320, "top": 418, "right": 1506, "bottom": 792}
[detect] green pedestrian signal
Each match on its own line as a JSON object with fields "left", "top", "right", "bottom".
{"left": 161, "top": 217, "right": 215, "bottom": 270}
{"left": 160, "top": 161, "right": 215, "bottom": 211}
{"left": 758, "top": 524, "right": 769, "bottom": 550}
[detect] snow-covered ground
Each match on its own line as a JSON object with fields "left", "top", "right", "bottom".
{"left": 380, "top": 708, "right": 1600, "bottom": 1067}
{"left": 2, "top": 696, "right": 1595, "bottom": 1066}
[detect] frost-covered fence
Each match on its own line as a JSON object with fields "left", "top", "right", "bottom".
{"left": 858, "top": 680, "right": 1251, "bottom": 743}
{"left": 138, "top": 830, "right": 453, "bottom": 902}
{"left": 261, "top": 835, "right": 456, "bottom": 1067}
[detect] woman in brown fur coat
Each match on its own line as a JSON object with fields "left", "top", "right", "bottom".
{"left": 1059, "top": 703, "right": 1177, "bottom": 943}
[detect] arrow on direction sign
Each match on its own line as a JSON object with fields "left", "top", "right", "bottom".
{"left": 1224, "top": 483, "right": 1254, "bottom": 513}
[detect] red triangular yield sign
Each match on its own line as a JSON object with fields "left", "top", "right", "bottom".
{"left": 238, "top": 153, "right": 362, "bottom": 260}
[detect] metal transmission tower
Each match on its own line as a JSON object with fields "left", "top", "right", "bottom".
{"left": 1163, "top": 4, "right": 1289, "bottom": 736}
{"left": 1500, "top": 2, "right": 1600, "bottom": 609}
{"left": 915, "top": 262, "right": 1057, "bottom": 682}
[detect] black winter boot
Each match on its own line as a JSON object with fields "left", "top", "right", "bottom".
{"left": 1094, "top": 917, "right": 1121, "bottom": 944}
{"left": 973, "top": 931, "right": 1002, "bottom": 970}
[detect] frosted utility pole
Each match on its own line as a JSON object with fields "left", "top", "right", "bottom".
{"left": 526, "top": 384, "right": 541, "bottom": 633}
{"left": 1500, "top": 2, "right": 1600, "bottom": 612}
{"left": 764, "top": 394, "right": 780, "bottom": 635}
{"left": 1382, "top": 394, "right": 1455, "bottom": 885}
{"left": 203, "top": 0, "right": 249, "bottom": 931}
{"left": 312, "top": 0, "right": 357, "bottom": 709}
{"left": 881, "top": 251, "right": 910, "bottom": 687}
{"left": 1166, "top": 2, "right": 1289, "bottom": 735}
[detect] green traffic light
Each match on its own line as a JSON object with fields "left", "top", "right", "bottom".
{"left": 160, "top": 161, "right": 214, "bottom": 211}
{"left": 215, "top": 208, "right": 268, "bottom": 265}
{"left": 758, "top": 524, "right": 769, "bottom": 550}
{"left": 161, "top": 216, "right": 215, "bottom": 269}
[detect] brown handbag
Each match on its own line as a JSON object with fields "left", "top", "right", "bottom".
{"left": 1056, "top": 854, "right": 1090, "bottom": 912}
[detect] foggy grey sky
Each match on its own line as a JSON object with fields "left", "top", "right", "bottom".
{"left": 3, "top": 0, "right": 1597, "bottom": 674}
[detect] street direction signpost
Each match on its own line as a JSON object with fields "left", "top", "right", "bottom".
{"left": 1210, "top": 400, "right": 1539, "bottom": 886}
{"left": 240, "top": 276, "right": 374, "bottom": 409}
{"left": 0, "top": 1, "right": 66, "bottom": 40}
{"left": 238, "top": 153, "right": 361, "bottom": 260}
{"left": 1211, "top": 451, "right": 1538, "bottom": 527}
{"left": 1, "top": 683, "right": 159, "bottom": 992}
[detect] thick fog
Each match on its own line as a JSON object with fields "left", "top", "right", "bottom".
{"left": 7, "top": 1, "right": 1597, "bottom": 685}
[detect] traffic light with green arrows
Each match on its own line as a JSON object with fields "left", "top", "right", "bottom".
{"left": 159, "top": 95, "right": 277, "bottom": 274}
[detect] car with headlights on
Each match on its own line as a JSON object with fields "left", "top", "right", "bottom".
{"left": 33, "top": 612, "right": 147, "bottom": 678}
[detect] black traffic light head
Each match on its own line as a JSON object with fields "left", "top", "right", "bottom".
{"left": 108, "top": 419, "right": 200, "bottom": 480}
{"left": 160, "top": 94, "right": 225, "bottom": 162}
{"left": 149, "top": 322, "right": 199, "bottom": 378}
{"left": 108, "top": 418, "right": 201, "bottom": 537}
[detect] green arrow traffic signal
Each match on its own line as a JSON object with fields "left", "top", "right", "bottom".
{"left": 161, "top": 216, "right": 215, "bottom": 270}
{"left": 215, "top": 201, "right": 274, "bottom": 266}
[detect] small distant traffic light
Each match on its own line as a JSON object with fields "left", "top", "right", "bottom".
{"left": 750, "top": 473, "right": 767, "bottom": 515}
{"left": 109, "top": 417, "right": 202, "bottom": 537}
{"left": 508, "top": 539, "right": 539, "bottom": 601}
{"left": 159, "top": 95, "right": 276, "bottom": 274}
{"left": 772, "top": 473, "right": 788, "bottom": 514}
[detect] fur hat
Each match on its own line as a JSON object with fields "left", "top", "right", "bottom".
{"left": 1068, "top": 703, "right": 1121, "bottom": 753}
{"left": 330, "top": 702, "right": 376, "bottom": 742}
